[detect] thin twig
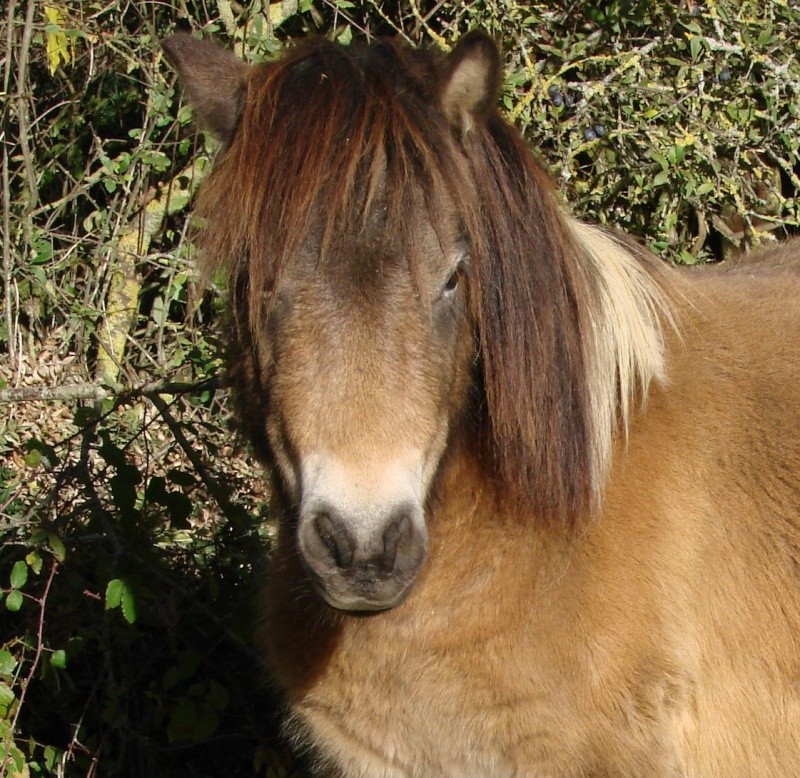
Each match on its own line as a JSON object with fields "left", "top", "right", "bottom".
{"left": 3, "top": 0, "right": 20, "bottom": 365}
{"left": 0, "top": 376, "right": 223, "bottom": 403}
{"left": 15, "top": 0, "right": 38, "bottom": 204}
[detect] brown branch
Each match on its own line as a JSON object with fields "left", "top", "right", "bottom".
{"left": 0, "top": 377, "right": 223, "bottom": 404}
{"left": 16, "top": 0, "right": 38, "bottom": 205}
{"left": 3, "top": 0, "right": 20, "bottom": 365}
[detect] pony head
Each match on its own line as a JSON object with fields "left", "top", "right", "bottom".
{"left": 163, "top": 32, "right": 667, "bottom": 611}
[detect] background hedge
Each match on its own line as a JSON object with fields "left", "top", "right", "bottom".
{"left": 1, "top": 1, "right": 799, "bottom": 775}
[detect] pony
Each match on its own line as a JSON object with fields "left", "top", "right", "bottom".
{"left": 163, "top": 30, "right": 800, "bottom": 776}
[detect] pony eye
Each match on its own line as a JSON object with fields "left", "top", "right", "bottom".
{"left": 441, "top": 257, "right": 467, "bottom": 299}
{"left": 443, "top": 268, "right": 461, "bottom": 294}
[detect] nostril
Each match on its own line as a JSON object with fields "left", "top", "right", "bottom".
{"left": 379, "top": 512, "right": 411, "bottom": 571}
{"left": 316, "top": 513, "right": 354, "bottom": 568}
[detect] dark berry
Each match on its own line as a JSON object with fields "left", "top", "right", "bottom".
{"left": 552, "top": 93, "right": 564, "bottom": 107}
{"left": 548, "top": 84, "right": 561, "bottom": 98}
{"left": 584, "top": 127, "right": 597, "bottom": 141}
{"left": 594, "top": 124, "right": 606, "bottom": 137}
{"left": 719, "top": 67, "right": 731, "bottom": 83}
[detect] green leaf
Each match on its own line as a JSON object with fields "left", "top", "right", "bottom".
{"left": 25, "top": 551, "right": 42, "bottom": 575}
{"left": 47, "top": 533, "right": 66, "bottom": 562}
{"left": 0, "top": 650, "right": 17, "bottom": 677}
{"left": 105, "top": 578, "right": 137, "bottom": 623}
{"left": 336, "top": 25, "right": 353, "bottom": 45}
{"left": 10, "top": 560, "right": 27, "bottom": 589}
{"left": 120, "top": 585, "right": 137, "bottom": 624}
{"left": 27, "top": 438, "right": 57, "bottom": 468}
{"left": 105, "top": 578, "right": 123, "bottom": 610}
{"left": 44, "top": 745, "right": 59, "bottom": 771}
{"left": 5, "top": 590, "right": 23, "bottom": 612}
{"left": 51, "top": 649, "right": 67, "bottom": 669}
{"left": 24, "top": 449, "right": 42, "bottom": 468}
{"left": 653, "top": 169, "right": 671, "bottom": 187}
{"left": 0, "top": 683, "right": 16, "bottom": 718}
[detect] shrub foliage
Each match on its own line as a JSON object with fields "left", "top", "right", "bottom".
{"left": 1, "top": 1, "right": 798, "bottom": 775}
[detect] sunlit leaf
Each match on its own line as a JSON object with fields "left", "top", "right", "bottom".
{"left": 43, "top": 4, "right": 75, "bottom": 75}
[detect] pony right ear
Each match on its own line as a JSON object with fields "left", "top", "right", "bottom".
{"left": 162, "top": 32, "right": 249, "bottom": 144}
{"left": 438, "top": 31, "right": 501, "bottom": 134}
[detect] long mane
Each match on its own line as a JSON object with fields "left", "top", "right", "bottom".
{"left": 195, "top": 37, "right": 676, "bottom": 526}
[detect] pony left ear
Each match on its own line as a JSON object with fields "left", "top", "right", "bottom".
{"left": 439, "top": 32, "right": 501, "bottom": 133}
{"left": 162, "top": 32, "right": 249, "bottom": 144}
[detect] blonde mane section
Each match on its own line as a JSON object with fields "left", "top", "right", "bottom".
{"left": 569, "top": 220, "right": 679, "bottom": 510}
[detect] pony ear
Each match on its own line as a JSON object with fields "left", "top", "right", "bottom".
{"left": 439, "top": 32, "right": 501, "bottom": 133}
{"left": 162, "top": 32, "right": 249, "bottom": 144}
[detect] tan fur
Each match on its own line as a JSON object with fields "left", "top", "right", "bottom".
{"left": 163, "top": 31, "right": 800, "bottom": 776}
{"left": 264, "top": 238, "right": 800, "bottom": 776}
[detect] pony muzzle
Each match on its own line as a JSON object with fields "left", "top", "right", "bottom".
{"left": 297, "top": 501, "right": 428, "bottom": 612}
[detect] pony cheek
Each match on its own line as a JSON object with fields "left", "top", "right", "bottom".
{"left": 264, "top": 412, "right": 301, "bottom": 503}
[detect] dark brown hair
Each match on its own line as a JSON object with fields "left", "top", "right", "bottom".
{"left": 193, "top": 35, "right": 594, "bottom": 525}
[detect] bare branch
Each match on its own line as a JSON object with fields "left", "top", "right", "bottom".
{"left": 15, "top": 0, "right": 38, "bottom": 204}
{"left": 0, "top": 377, "right": 223, "bottom": 404}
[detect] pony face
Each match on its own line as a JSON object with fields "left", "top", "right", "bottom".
{"left": 163, "top": 31, "right": 500, "bottom": 610}
{"left": 258, "top": 211, "right": 474, "bottom": 610}
{"left": 164, "top": 31, "right": 640, "bottom": 611}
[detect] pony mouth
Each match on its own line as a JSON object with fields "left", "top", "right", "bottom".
{"left": 306, "top": 569, "right": 420, "bottom": 613}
